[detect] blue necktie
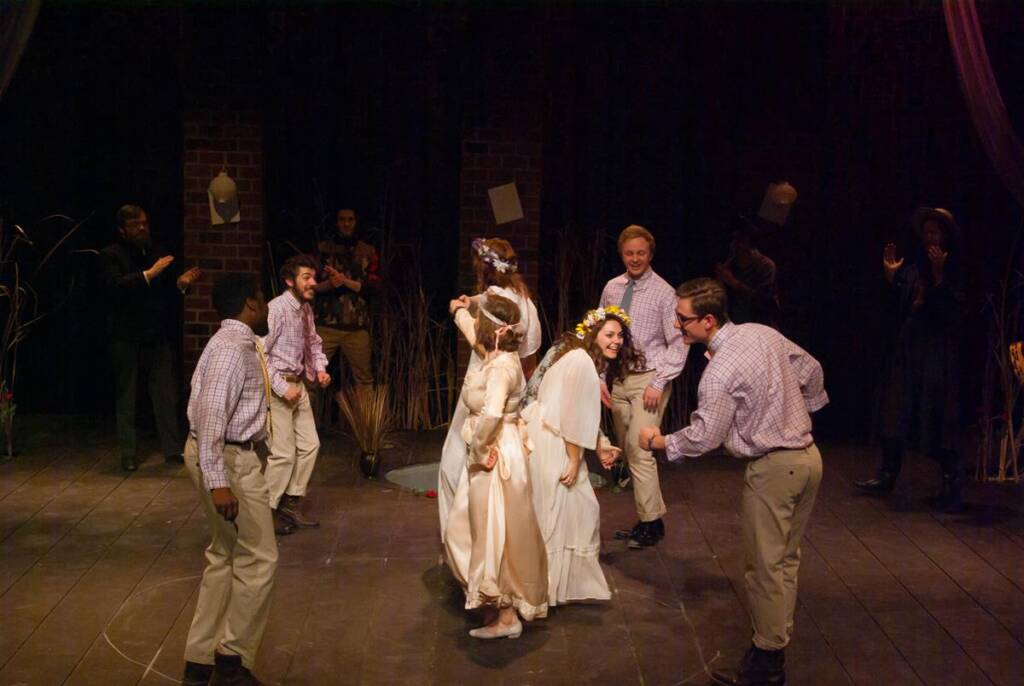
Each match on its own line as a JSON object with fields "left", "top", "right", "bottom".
{"left": 619, "top": 279, "right": 636, "bottom": 313}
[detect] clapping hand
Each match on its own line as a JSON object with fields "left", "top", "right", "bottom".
{"left": 714, "top": 262, "right": 739, "bottom": 288}
{"left": 177, "top": 265, "right": 201, "bottom": 291}
{"left": 324, "top": 265, "right": 346, "bottom": 288}
{"left": 882, "top": 243, "right": 904, "bottom": 283}
{"left": 927, "top": 245, "right": 948, "bottom": 282}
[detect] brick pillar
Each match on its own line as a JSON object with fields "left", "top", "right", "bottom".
{"left": 182, "top": 109, "right": 266, "bottom": 374}
{"left": 456, "top": 33, "right": 546, "bottom": 379}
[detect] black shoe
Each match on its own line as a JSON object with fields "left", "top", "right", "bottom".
{"left": 272, "top": 509, "right": 295, "bottom": 536}
{"left": 711, "top": 645, "right": 785, "bottom": 686}
{"left": 121, "top": 456, "right": 137, "bottom": 472}
{"left": 182, "top": 660, "right": 214, "bottom": 686}
{"left": 614, "top": 521, "right": 642, "bottom": 540}
{"left": 855, "top": 471, "right": 895, "bottom": 494}
{"left": 928, "top": 474, "right": 965, "bottom": 513}
{"left": 209, "top": 652, "right": 263, "bottom": 686}
{"left": 627, "top": 522, "right": 659, "bottom": 549}
{"left": 166, "top": 453, "right": 185, "bottom": 464}
{"left": 649, "top": 518, "right": 665, "bottom": 541}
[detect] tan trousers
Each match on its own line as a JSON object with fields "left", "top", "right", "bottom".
{"left": 184, "top": 436, "right": 278, "bottom": 669}
{"left": 317, "top": 326, "right": 373, "bottom": 387}
{"left": 742, "top": 444, "right": 822, "bottom": 651}
{"left": 266, "top": 382, "right": 320, "bottom": 509}
{"left": 610, "top": 370, "right": 671, "bottom": 521}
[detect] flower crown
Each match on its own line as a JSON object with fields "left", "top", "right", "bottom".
{"left": 472, "top": 237, "right": 517, "bottom": 274}
{"left": 574, "top": 305, "right": 631, "bottom": 340}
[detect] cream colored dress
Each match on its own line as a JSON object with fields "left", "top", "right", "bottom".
{"left": 521, "top": 348, "right": 611, "bottom": 605}
{"left": 438, "top": 287, "right": 540, "bottom": 542}
{"left": 443, "top": 309, "right": 548, "bottom": 620}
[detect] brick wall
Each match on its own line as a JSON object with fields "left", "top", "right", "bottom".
{"left": 182, "top": 109, "right": 265, "bottom": 374}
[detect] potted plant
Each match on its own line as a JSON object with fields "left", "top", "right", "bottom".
{"left": 335, "top": 385, "right": 394, "bottom": 478}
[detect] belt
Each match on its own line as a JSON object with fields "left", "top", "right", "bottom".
{"left": 755, "top": 443, "right": 813, "bottom": 459}
{"left": 225, "top": 439, "right": 256, "bottom": 450}
{"left": 283, "top": 374, "right": 301, "bottom": 383}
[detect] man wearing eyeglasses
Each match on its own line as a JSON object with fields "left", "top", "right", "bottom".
{"left": 100, "top": 205, "right": 201, "bottom": 471}
{"left": 639, "top": 277, "right": 827, "bottom": 686}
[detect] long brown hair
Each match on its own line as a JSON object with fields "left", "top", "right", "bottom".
{"left": 472, "top": 238, "right": 531, "bottom": 300}
{"left": 473, "top": 293, "right": 523, "bottom": 357}
{"left": 553, "top": 312, "right": 645, "bottom": 389}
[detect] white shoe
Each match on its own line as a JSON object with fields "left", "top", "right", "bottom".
{"left": 469, "top": 620, "right": 523, "bottom": 640}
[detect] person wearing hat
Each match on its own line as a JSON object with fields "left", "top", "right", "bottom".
{"left": 856, "top": 207, "right": 966, "bottom": 512}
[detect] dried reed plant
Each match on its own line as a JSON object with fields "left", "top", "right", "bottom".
{"left": 335, "top": 384, "right": 394, "bottom": 456}
{"left": 975, "top": 233, "right": 1023, "bottom": 482}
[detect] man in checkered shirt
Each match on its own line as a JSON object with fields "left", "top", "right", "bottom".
{"left": 600, "top": 224, "right": 689, "bottom": 549}
{"left": 264, "top": 254, "right": 331, "bottom": 534}
{"left": 639, "top": 277, "right": 827, "bottom": 686}
{"left": 182, "top": 273, "right": 275, "bottom": 686}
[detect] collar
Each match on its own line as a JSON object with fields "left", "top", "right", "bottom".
{"left": 283, "top": 289, "right": 303, "bottom": 310}
{"left": 707, "top": 321, "right": 736, "bottom": 355}
{"left": 616, "top": 267, "right": 655, "bottom": 287}
{"left": 219, "top": 319, "right": 258, "bottom": 343}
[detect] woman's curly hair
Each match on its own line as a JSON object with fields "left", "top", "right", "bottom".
{"left": 552, "top": 311, "right": 645, "bottom": 389}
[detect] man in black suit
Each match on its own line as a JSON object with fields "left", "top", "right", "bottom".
{"left": 100, "top": 205, "right": 200, "bottom": 471}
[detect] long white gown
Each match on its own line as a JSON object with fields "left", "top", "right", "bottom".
{"left": 521, "top": 348, "right": 611, "bottom": 605}
{"left": 442, "top": 310, "right": 549, "bottom": 620}
{"left": 438, "top": 286, "right": 541, "bottom": 541}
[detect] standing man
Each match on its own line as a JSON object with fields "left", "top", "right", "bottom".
{"left": 600, "top": 224, "right": 688, "bottom": 549}
{"left": 100, "top": 204, "right": 200, "bottom": 471}
{"left": 714, "top": 218, "right": 781, "bottom": 327}
{"left": 314, "top": 207, "right": 380, "bottom": 393}
{"left": 264, "top": 255, "right": 330, "bottom": 534}
{"left": 182, "top": 273, "right": 275, "bottom": 686}
{"left": 637, "top": 278, "right": 827, "bottom": 686}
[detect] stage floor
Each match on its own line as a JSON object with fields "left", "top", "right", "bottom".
{"left": 2, "top": 416, "right": 1023, "bottom": 685}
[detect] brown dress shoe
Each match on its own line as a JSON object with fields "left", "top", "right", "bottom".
{"left": 278, "top": 495, "right": 320, "bottom": 528}
{"left": 272, "top": 509, "right": 295, "bottom": 536}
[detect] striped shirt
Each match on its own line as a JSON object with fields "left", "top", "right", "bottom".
{"left": 187, "top": 319, "right": 269, "bottom": 489}
{"left": 265, "top": 290, "right": 327, "bottom": 396}
{"left": 600, "top": 268, "right": 689, "bottom": 390}
{"left": 665, "top": 322, "right": 828, "bottom": 461}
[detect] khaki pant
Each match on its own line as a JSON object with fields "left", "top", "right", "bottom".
{"left": 742, "top": 444, "right": 822, "bottom": 651}
{"left": 317, "top": 326, "right": 373, "bottom": 387}
{"left": 611, "top": 370, "right": 671, "bottom": 522}
{"left": 266, "top": 382, "right": 320, "bottom": 509}
{"left": 184, "top": 436, "right": 278, "bottom": 669}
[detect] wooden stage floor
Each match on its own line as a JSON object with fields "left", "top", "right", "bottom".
{"left": 1, "top": 416, "right": 1023, "bottom": 685}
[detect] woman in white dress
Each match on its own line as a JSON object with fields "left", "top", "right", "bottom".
{"left": 521, "top": 306, "right": 644, "bottom": 605}
{"left": 443, "top": 293, "right": 548, "bottom": 639}
{"left": 438, "top": 238, "right": 541, "bottom": 542}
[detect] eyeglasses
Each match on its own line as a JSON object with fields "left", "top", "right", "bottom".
{"left": 675, "top": 313, "right": 702, "bottom": 326}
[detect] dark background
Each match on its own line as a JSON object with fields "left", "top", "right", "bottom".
{"left": 1, "top": 2, "right": 1022, "bottom": 444}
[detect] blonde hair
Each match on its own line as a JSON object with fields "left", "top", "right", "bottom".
{"left": 617, "top": 224, "right": 656, "bottom": 254}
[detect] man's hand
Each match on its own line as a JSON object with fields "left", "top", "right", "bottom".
{"left": 144, "top": 255, "right": 174, "bottom": 282}
{"left": 597, "top": 444, "right": 622, "bottom": 469}
{"left": 282, "top": 385, "right": 302, "bottom": 404}
{"left": 642, "top": 385, "right": 662, "bottom": 412}
{"left": 324, "top": 265, "right": 346, "bottom": 288}
{"left": 927, "top": 245, "right": 948, "bottom": 284}
{"left": 882, "top": 243, "right": 904, "bottom": 284}
{"left": 639, "top": 426, "right": 662, "bottom": 452}
{"left": 177, "top": 266, "right": 201, "bottom": 291}
{"left": 317, "top": 370, "right": 331, "bottom": 388}
{"left": 600, "top": 382, "right": 612, "bottom": 409}
{"left": 211, "top": 487, "right": 239, "bottom": 521}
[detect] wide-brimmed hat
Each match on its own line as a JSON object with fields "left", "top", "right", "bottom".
{"left": 911, "top": 206, "right": 958, "bottom": 237}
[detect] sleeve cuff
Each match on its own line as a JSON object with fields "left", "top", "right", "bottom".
{"left": 806, "top": 392, "right": 829, "bottom": 413}
{"left": 203, "top": 469, "right": 231, "bottom": 490}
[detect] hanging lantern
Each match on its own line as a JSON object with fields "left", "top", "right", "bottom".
{"left": 208, "top": 170, "right": 241, "bottom": 225}
{"left": 757, "top": 181, "right": 797, "bottom": 227}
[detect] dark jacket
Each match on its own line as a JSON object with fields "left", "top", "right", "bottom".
{"left": 99, "top": 239, "right": 181, "bottom": 343}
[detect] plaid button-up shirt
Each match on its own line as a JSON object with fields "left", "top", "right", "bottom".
{"left": 265, "top": 290, "right": 328, "bottom": 397}
{"left": 665, "top": 322, "right": 828, "bottom": 461}
{"left": 600, "top": 268, "right": 689, "bottom": 390}
{"left": 187, "top": 319, "right": 269, "bottom": 490}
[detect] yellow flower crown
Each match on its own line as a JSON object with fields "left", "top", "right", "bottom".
{"left": 574, "top": 305, "right": 631, "bottom": 340}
